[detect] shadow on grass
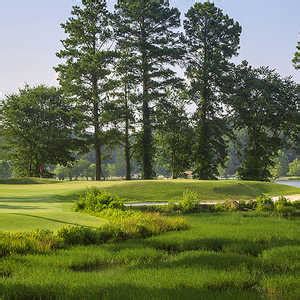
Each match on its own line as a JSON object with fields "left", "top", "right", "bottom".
{"left": 11, "top": 213, "right": 97, "bottom": 228}
{"left": 0, "top": 192, "right": 81, "bottom": 203}
{"left": 0, "top": 283, "right": 264, "bottom": 300}
{"left": 0, "top": 205, "right": 43, "bottom": 210}
{"left": 145, "top": 237, "right": 300, "bottom": 256}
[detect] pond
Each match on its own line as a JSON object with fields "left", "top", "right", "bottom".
{"left": 276, "top": 181, "right": 300, "bottom": 188}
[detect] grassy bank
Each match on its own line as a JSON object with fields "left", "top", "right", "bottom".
{"left": 0, "top": 180, "right": 299, "bottom": 231}
{"left": 0, "top": 213, "right": 299, "bottom": 299}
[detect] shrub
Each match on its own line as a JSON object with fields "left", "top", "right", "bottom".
{"left": 57, "top": 225, "right": 115, "bottom": 245}
{"left": 256, "top": 194, "right": 274, "bottom": 212}
{"left": 274, "top": 196, "right": 296, "bottom": 217}
{"left": 177, "top": 190, "right": 199, "bottom": 213}
{"left": 292, "top": 201, "right": 300, "bottom": 210}
{"left": 57, "top": 211, "right": 188, "bottom": 245}
{"left": 75, "top": 188, "right": 124, "bottom": 212}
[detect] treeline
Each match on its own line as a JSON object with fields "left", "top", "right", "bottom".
{"left": 0, "top": 1, "right": 299, "bottom": 181}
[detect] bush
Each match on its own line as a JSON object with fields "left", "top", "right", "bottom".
{"left": 57, "top": 210, "right": 188, "bottom": 245}
{"left": 176, "top": 190, "right": 199, "bottom": 213}
{"left": 75, "top": 188, "right": 124, "bottom": 212}
{"left": 292, "top": 201, "right": 300, "bottom": 209}
{"left": 274, "top": 196, "right": 296, "bottom": 217}
{"left": 57, "top": 225, "right": 115, "bottom": 245}
{"left": 256, "top": 194, "right": 274, "bottom": 212}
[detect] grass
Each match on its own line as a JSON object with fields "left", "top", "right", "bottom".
{"left": 0, "top": 179, "right": 299, "bottom": 231}
{"left": 0, "top": 213, "right": 299, "bottom": 299}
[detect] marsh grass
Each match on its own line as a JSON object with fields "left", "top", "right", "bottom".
{"left": 0, "top": 213, "right": 299, "bottom": 299}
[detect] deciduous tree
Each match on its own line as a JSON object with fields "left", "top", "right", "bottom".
{"left": 0, "top": 86, "right": 81, "bottom": 177}
{"left": 229, "top": 62, "right": 299, "bottom": 181}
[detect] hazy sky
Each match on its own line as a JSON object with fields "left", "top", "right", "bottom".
{"left": 0, "top": 0, "right": 299, "bottom": 98}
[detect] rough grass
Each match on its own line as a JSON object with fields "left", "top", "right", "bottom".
{"left": 0, "top": 213, "right": 299, "bottom": 299}
{"left": 0, "top": 179, "right": 299, "bottom": 231}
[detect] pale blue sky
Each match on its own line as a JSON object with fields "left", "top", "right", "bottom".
{"left": 0, "top": 0, "right": 299, "bottom": 98}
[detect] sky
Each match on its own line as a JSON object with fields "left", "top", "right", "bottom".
{"left": 0, "top": 0, "right": 299, "bottom": 98}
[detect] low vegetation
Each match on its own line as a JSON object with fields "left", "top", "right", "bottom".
{"left": 0, "top": 213, "right": 299, "bottom": 299}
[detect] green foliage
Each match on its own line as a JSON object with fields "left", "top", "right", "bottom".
{"left": 0, "top": 230, "right": 62, "bottom": 257}
{"left": 75, "top": 188, "right": 125, "bottom": 212}
{"left": 288, "top": 158, "right": 300, "bottom": 176}
{"left": 184, "top": 2, "right": 242, "bottom": 179}
{"left": 177, "top": 190, "right": 200, "bottom": 213}
{"left": 292, "top": 41, "right": 300, "bottom": 69}
{"left": 0, "top": 160, "right": 12, "bottom": 179}
{"left": 229, "top": 62, "right": 299, "bottom": 181}
{"left": 0, "top": 85, "right": 82, "bottom": 177}
{"left": 56, "top": 0, "right": 115, "bottom": 181}
{"left": 0, "top": 210, "right": 187, "bottom": 257}
{"left": 115, "top": 0, "right": 184, "bottom": 179}
{"left": 1, "top": 214, "right": 300, "bottom": 299}
{"left": 155, "top": 90, "right": 193, "bottom": 179}
{"left": 255, "top": 194, "right": 274, "bottom": 212}
{"left": 274, "top": 196, "right": 297, "bottom": 217}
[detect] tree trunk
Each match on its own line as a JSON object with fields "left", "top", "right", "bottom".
{"left": 196, "top": 16, "right": 210, "bottom": 180}
{"left": 171, "top": 149, "right": 177, "bottom": 179}
{"left": 141, "top": 15, "right": 153, "bottom": 180}
{"left": 92, "top": 35, "right": 102, "bottom": 181}
{"left": 124, "top": 84, "right": 131, "bottom": 180}
{"left": 94, "top": 125, "right": 102, "bottom": 181}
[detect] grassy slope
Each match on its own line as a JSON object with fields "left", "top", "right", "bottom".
{"left": 1, "top": 213, "right": 299, "bottom": 299}
{"left": 0, "top": 179, "right": 299, "bottom": 231}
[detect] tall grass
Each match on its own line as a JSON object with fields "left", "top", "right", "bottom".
{"left": 0, "top": 213, "right": 299, "bottom": 299}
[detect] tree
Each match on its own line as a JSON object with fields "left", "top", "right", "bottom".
{"left": 155, "top": 91, "right": 193, "bottom": 179}
{"left": 56, "top": 0, "right": 114, "bottom": 181}
{"left": 288, "top": 159, "right": 300, "bottom": 177}
{"left": 0, "top": 160, "right": 11, "bottom": 179}
{"left": 271, "top": 150, "right": 290, "bottom": 178}
{"left": 0, "top": 86, "right": 81, "bottom": 177}
{"left": 229, "top": 61, "right": 299, "bottom": 181}
{"left": 108, "top": 49, "right": 138, "bottom": 180}
{"left": 292, "top": 41, "right": 300, "bottom": 69}
{"left": 183, "top": 1, "right": 242, "bottom": 179}
{"left": 114, "top": 0, "right": 183, "bottom": 179}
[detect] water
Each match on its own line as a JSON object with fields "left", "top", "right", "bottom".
{"left": 276, "top": 181, "right": 300, "bottom": 188}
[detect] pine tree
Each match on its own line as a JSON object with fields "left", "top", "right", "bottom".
{"left": 55, "top": 0, "right": 114, "bottom": 181}
{"left": 292, "top": 41, "right": 300, "bottom": 69}
{"left": 114, "top": 0, "right": 183, "bottom": 179}
{"left": 109, "top": 48, "right": 138, "bottom": 180}
{"left": 184, "top": 2, "right": 242, "bottom": 179}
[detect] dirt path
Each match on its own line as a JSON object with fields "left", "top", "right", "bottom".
{"left": 272, "top": 195, "right": 300, "bottom": 202}
{"left": 125, "top": 195, "right": 300, "bottom": 207}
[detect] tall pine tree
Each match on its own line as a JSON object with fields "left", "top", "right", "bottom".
{"left": 184, "top": 2, "right": 241, "bottom": 179}
{"left": 55, "top": 0, "right": 114, "bottom": 181}
{"left": 114, "top": 0, "right": 183, "bottom": 179}
{"left": 292, "top": 41, "right": 300, "bottom": 69}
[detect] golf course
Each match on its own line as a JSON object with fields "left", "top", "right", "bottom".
{"left": 1, "top": 0, "right": 300, "bottom": 298}
{"left": 1, "top": 179, "right": 299, "bottom": 232}
{"left": 0, "top": 179, "right": 300, "bottom": 299}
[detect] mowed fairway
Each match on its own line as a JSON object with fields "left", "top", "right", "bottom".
{"left": 0, "top": 179, "right": 299, "bottom": 232}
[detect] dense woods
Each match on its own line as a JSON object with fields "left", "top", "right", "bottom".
{"left": 0, "top": 0, "right": 299, "bottom": 181}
